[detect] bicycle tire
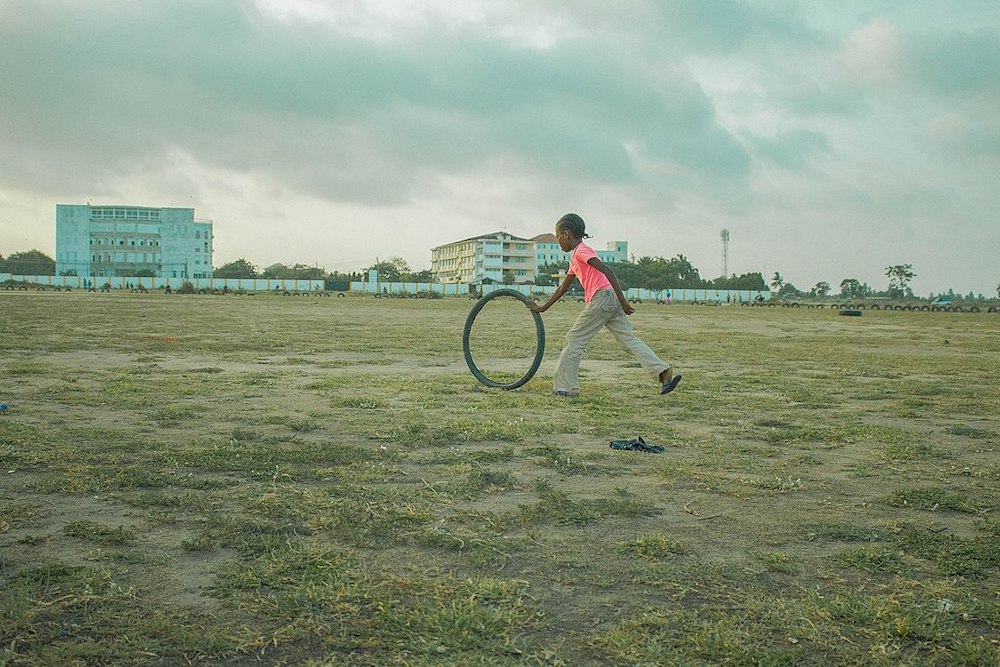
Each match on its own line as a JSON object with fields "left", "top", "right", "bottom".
{"left": 463, "top": 289, "right": 545, "bottom": 390}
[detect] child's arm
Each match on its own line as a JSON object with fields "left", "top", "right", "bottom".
{"left": 530, "top": 273, "right": 575, "bottom": 313}
{"left": 588, "top": 258, "right": 634, "bottom": 315}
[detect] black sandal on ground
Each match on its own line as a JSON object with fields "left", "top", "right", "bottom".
{"left": 660, "top": 374, "right": 682, "bottom": 395}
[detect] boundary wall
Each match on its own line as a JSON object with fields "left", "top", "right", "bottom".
{"left": 349, "top": 281, "right": 467, "bottom": 296}
{"left": 5, "top": 273, "right": 767, "bottom": 302}
{"left": 1, "top": 273, "right": 324, "bottom": 292}
{"left": 481, "top": 284, "right": 770, "bottom": 303}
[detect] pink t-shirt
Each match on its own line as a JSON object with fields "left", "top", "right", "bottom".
{"left": 569, "top": 241, "right": 613, "bottom": 303}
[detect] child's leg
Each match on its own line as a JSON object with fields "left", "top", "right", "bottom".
{"left": 604, "top": 311, "right": 671, "bottom": 382}
{"left": 553, "top": 303, "right": 609, "bottom": 395}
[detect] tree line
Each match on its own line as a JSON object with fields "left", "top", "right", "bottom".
{"left": 0, "top": 250, "right": 55, "bottom": 275}
{"left": 770, "top": 264, "right": 998, "bottom": 302}
{"left": 211, "top": 257, "right": 431, "bottom": 291}
{"left": 535, "top": 254, "right": 767, "bottom": 292}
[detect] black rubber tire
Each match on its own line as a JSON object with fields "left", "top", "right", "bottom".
{"left": 840, "top": 310, "right": 863, "bottom": 317}
{"left": 463, "top": 289, "right": 545, "bottom": 391}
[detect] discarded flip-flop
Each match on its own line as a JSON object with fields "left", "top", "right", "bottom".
{"left": 609, "top": 436, "right": 664, "bottom": 454}
{"left": 660, "top": 374, "right": 682, "bottom": 395}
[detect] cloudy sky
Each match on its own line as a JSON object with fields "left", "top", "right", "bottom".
{"left": 1, "top": 0, "right": 997, "bottom": 295}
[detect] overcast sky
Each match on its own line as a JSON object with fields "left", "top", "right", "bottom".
{"left": 1, "top": 0, "right": 997, "bottom": 295}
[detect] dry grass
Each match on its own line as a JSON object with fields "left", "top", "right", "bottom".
{"left": 1, "top": 291, "right": 998, "bottom": 665}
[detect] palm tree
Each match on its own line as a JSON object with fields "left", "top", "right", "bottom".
{"left": 770, "top": 272, "right": 784, "bottom": 292}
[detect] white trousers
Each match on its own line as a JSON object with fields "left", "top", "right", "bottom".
{"left": 553, "top": 289, "right": 670, "bottom": 395}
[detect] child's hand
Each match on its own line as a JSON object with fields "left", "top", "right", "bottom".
{"left": 529, "top": 302, "right": 546, "bottom": 313}
{"left": 621, "top": 301, "right": 635, "bottom": 315}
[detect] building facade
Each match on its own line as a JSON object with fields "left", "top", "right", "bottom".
{"left": 432, "top": 230, "right": 629, "bottom": 284}
{"left": 430, "top": 231, "right": 537, "bottom": 284}
{"left": 55, "top": 204, "right": 213, "bottom": 279}
{"left": 531, "top": 234, "right": 628, "bottom": 269}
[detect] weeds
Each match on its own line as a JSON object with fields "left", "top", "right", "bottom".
{"left": 1, "top": 293, "right": 998, "bottom": 664}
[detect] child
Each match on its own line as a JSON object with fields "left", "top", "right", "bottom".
{"left": 529, "top": 213, "right": 681, "bottom": 397}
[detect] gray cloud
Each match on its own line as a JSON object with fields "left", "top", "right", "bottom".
{"left": 0, "top": 0, "right": 751, "bottom": 205}
{"left": 0, "top": 1, "right": 997, "bottom": 294}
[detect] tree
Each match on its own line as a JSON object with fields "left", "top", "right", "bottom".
{"left": 885, "top": 264, "right": 915, "bottom": 297}
{"left": 839, "top": 278, "right": 873, "bottom": 299}
{"left": 670, "top": 255, "right": 701, "bottom": 287}
{"left": 365, "top": 257, "right": 411, "bottom": 282}
{"left": 535, "top": 262, "right": 567, "bottom": 287}
{"left": 409, "top": 269, "right": 435, "bottom": 282}
{"left": 778, "top": 283, "right": 803, "bottom": 299}
{"left": 214, "top": 258, "right": 259, "bottom": 279}
{"left": 263, "top": 263, "right": 325, "bottom": 280}
{"left": 840, "top": 278, "right": 860, "bottom": 298}
{"left": 325, "top": 270, "right": 361, "bottom": 291}
{"left": 996, "top": 282, "right": 999, "bottom": 299}
{"left": 770, "top": 272, "right": 784, "bottom": 292}
{"left": 812, "top": 281, "right": 831, "bottom": 297}
{"left": 0, "top": 250, "right": 56, "bottom": 275}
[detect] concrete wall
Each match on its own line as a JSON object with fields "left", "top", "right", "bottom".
{"left": 349, "top": 281, "right": 468, "bottom": 296}
{"left": 1, "top": 273, "right": 323, "bottom": 292}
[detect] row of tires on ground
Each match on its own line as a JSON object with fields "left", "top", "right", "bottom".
{"left": 616, "top": 295, "right": 995, "bottom": 313}
{"left": 373, "top": 292, "right": 443, "bottom": 299}
{"left": 749, "top": 301, "right": 995, "bottom": 313}
{"left": 4, "top": 284, "right": 111, "bottom": 293}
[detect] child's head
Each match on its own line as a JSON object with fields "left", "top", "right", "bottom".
{"left": 555, "top": 213, "right": 591, "bottom": 249}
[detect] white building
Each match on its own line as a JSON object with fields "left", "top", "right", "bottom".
{"left": 531, "top": 234, "right": 628, "bottom": 268}
{"left": 430, "top": 231, "right": 536, "bottom": 284}
{"left": 55, "top": 204, "right": 213, "bottom": 279}
{"left": 431, "top": 230, "right": 630, "bottom": 285}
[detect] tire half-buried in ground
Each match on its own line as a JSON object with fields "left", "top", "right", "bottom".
{"left": 463, "top": 289, "right": 545, "bottom": 390}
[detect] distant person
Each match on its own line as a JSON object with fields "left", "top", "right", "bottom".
{"left": 529, "top": 213, "right": 681, "bottom": 397}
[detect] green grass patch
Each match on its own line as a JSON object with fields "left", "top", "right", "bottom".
{"left": 2, "top": 294, "right": 998, "bottom": 664}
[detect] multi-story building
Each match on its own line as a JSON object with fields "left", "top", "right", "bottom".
{"left": 431, "top": 230, "right": 630, "bottom": 285}
{"left": 531, "top": 234, "right": 628, "bottom": 268}
{"left": 55, "top": 204, "right": 213, "bottom": 279}
{"left": 430, "top": 231, "right": 536, "bottom": 284}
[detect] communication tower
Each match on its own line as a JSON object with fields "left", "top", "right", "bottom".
{"left": 720, "top": 229, "right": 730, "bottom": 277}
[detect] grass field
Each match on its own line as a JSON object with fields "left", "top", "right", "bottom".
{"left": 1, "top": 291, "right": 998, "bottom": 665}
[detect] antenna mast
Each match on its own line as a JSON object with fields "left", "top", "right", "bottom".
{"left": 720, "top": 229, "right": 730, "bottom": 277}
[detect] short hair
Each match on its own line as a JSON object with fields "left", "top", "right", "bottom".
{"left": 556, "top": 213, "right": 591, "bottom": 239}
